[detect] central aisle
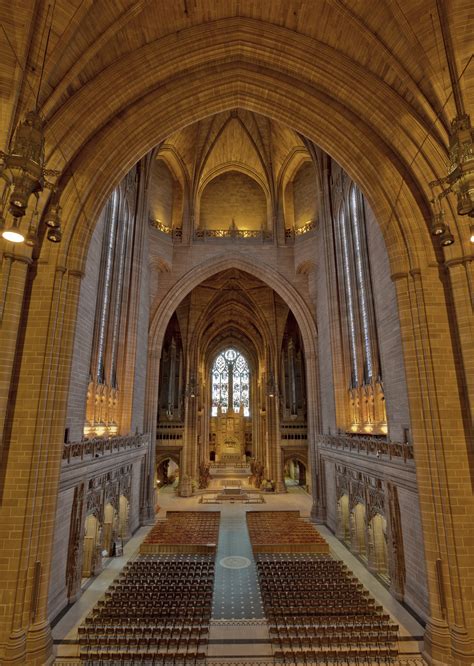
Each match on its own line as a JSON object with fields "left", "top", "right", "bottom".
{"left": 212, "top": 505, "right": 264, "bottom": 620}
{"left": 208, "top": 504, "right": 273, "bottom": 662}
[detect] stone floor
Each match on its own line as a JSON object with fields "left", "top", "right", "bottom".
{"left": 212, "top": 507, "right": 264, "bottom": 620}
{"left": 53, "top": 485, "right": 426, "bottom": 664}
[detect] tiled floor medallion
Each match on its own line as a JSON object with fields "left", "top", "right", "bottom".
{"left": 219, "top": 556, "right": 251, "bottom": 569}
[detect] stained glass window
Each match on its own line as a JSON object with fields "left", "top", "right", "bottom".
{"left": 339, "top": 205, "right": 359, "bottom": 385}
{"left": 334, "top": 181, "right": 379, "bottom": 388}
{"left": 350, "top": 187, "right": 373, "bottom": 379}
{"left": 211, "top": 348, "right": 250, "bottom": 416}
{"left": 96, "top": 189, "right": 119, "bottom": 384}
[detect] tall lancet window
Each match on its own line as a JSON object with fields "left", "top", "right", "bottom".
{"left": 332, "top": 174, "right": 386, "bottom": 434}
{"left": 95, "top": 189, "right": 119, "bottom": 384}
{"left": 338, "top": 205, "right": 359, "bottom": 387}
{"left": 334, "top": 184, "right": 379, "bottom": 388}
{"left": 211, "top": 349, "right": 250, "bottom": 416}
{"left": 349, "top": 186, "right": 374, "bottom": 382}
{"left": 85, "top": 176, "right": 137, "bottom": 437}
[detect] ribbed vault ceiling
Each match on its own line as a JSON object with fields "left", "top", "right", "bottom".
{"left": 2, "top": 0, "right": 472, "bottom": 149}
{"left": 156, "top": 109, "right": 311, "bottom": 200}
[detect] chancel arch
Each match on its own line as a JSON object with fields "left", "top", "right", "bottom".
{"left": 152, "top": 266, "right": 315, "bottom": 498}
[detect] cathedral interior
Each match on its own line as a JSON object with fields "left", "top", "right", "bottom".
{"left": 0, "top": 2, "right": 473, "bottom": 665}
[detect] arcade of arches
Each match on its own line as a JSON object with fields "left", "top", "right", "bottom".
{"left": 0, "top": 3, "right": 473, "bottom": 665}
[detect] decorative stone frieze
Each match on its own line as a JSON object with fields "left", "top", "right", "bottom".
{"left": 319, "top": 433, "right": 413, "bottom": 463}
{"left": 334, "top": 462, "right": 406, "bottom": 597}
{"left": 62, "top": 433, "right": 148, "bottom": 464}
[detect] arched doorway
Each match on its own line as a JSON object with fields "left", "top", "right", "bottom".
{"left": 156, "top": 457, "right": 179, "bottom": 490}
{"left": 351, "top": 502, "right": 367, "bottom": 557}
{"left": 370, "top": 512, "right": 389, "bottom": 577}
{"left": 118, "top": 495, "right": 130, "bottom": 540}
{"left": 337, "top": 494, "right": 350, "bottom": 543}
{"left": 284, "top": 458, "right": 307, "bottom": 489}
{"left": 102, "top": 503, "right": 117, "bottom": 555}
{"left": 82, "top": 514, "right": 100, "bottom": 579}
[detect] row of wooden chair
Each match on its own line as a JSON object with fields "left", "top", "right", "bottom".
{"left": 273, "top": 647, "right": 399, "bottom": 664}
{"left": 254, "top": 541, "right": 398, "bottom": 665}
{"left": 80, "top": 649, "right": 206, "bottom": 664}
{"left": 79, "top": 543, "right": 215, "bottom": 662}
{"left": 247, "top": 512, "right": 329, "bottom": 550}
{"left": 141, "top": 512, "right": 220, "bottom": 550}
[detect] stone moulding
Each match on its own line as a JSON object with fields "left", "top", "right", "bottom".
{"left": 62, "top": 433, "right": 149, "bottom": 463}
{"left": 194, "top": 228, "right": 273, "bottom": 242}
{"left": 318, "top": 433, "right": 414, "bottom": 463}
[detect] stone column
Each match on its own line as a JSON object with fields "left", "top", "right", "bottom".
{"left": 141, "top": 348, "right": 160, "bottom": 523}
{"left": 180, "top": 363, "right": 198, "bottom": 497}
{"left": 264, "top": 367, "right": 285, "bottom": 492}
{"left": 0, "top": 249, "right": 32, "bottom": 462}
{"left": 445, "top": 258, "right": 473, "bottom": 433}
{"left": 305, "top": 348, "right": 325, "bottom": 523}
{"left": 0, "top": 260, "right": 82, "bottom": 665}
{"left": 201, "top": 376, "right": 210, "bottom": 465}
{"left": 392, "top": 266, "right": 474, "bottom": 665}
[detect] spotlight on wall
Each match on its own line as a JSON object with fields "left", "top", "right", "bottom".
{"left": 47, "top": 227, "right": 62, "bottom": 243}
{"left": 429, "top": 198, "right": 456, "bottom": 248}
{"left": 1, "top": 217, "right": 25, "bottom": 243}
{"left": 440, "top": 231, "right": 455, "bottom": 247}
{"left": 470, "top": 225, "right": 474, "bottom": 244}
{"left": 430, "top": 208, "right": 447, "bottom": 236}
{"left": 45, "top": 202, "right": 62, "bottom": 229}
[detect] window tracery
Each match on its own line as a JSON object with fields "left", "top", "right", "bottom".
{"left": 85, "top": 179, "right": 137, "bottom": 438}
{"left": 332, "top": 177, "right": 386, "bottom": 434}
{"left": 211, "top": 348, "right": 250, "bottom": 416}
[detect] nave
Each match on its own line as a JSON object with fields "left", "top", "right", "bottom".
{"left": 53, "top": 489, "right": 425, "bottom": 666}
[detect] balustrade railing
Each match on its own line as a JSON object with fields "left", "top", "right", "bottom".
{"left": 194, "top": 228, "right": 273, "bottom": 242}
{"left": 62, "top": 433, "right": 148, "bottom": 463}
{"left": 149, "top": 218, "right": 182, "bottom": 241}
{"left": 318, "top": 433, "right": 414, "bottom": 462}
{"left": 209, "top": 461, "right": 250, "bottom": 469}
{"left": 151, "top": 219, "right": 172, "bottom": 234}
{"left": 285, "top": 219, "right": 317, "bottom": 240}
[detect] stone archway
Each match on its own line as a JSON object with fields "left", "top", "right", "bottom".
{"left": 156, "top": 453, "right": 181, "bottom": 491}
{"left": 283, "top": 452, "right": 309, "bottom": 489}
{"left": 369, "top": 512, "right": 389, "bottom": 576}
{"left": 49, "top": 18, "right": 447, "bottom": 278}
{"left": 102, "top": 503, "right": 117, "bottom": 555}
{"left": 146, "top": 258, "right": 321, "bottom": 505}
{"left": 351, "top": 502, "right": 367, "bottom": 557}
{"left": 337, "top": 493, "right": 350, "bottom": 543}
{"left": 82, "top": 514, "right": 100, "bottom": 579}
{"left": 118, "top": 495, "right": 130, "bottom": 541}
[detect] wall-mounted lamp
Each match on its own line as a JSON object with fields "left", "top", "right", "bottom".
{"left": 429, "top": 197, "right": 455, "bottom": 248}
{"left": 429, "top": 114, "right": 474, "bottom": 220}
{"left": 0, "top": 111, "right": 61, "bottom": 246}
{"left": 1, "top": 216, "right": 25, "bottom": 243}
